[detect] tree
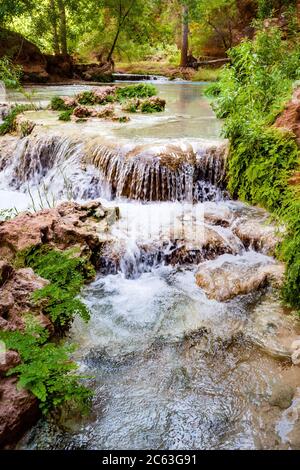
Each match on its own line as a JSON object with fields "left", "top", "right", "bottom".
{"left": 180, "top": 3, "right": 189, "bottom": 67}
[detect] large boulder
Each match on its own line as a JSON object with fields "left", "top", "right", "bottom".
{"left": 0, "top": 377, "right": 39, "bottom": 449}
{"left": 195, "top": 255, "right": 285, "bottom": 302}
{"left": 0, "top": 201, "right": 114, "bottom": 262}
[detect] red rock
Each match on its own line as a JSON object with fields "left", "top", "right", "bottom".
{"left": 0, "top": 377, "right": 39, "bottom": 449}
{"left": 0, "top": 351, "right": 21, "bottom": 376}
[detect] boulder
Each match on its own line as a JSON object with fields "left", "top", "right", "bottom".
{"left": 0, "top": 267, "right": 49, "bottom": 331}
{"left": 0, "top": 377, "right": 39, "bottom": 449}
{"left": 195, "top": 257, "right": 285, "bottom": 301}
{"left": 0, "top": 201, "right": 110, "bottom": 262}
{"left": 233, "top": 218, "right": 282, "bottom": 255}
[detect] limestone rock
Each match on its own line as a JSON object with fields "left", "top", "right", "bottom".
{"left": 233, "top": 218, "right": 282, "bottom": 255}
{"left": 195, "top": 257, "right": 285, "bottom": 301}
{"left": 269, "top": 383, "right": 295, "bottom": 409}
{"left": 0, "top": 201, "right": 109, "bottom": 261}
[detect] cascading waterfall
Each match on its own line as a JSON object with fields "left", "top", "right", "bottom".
{"left": 2, "top": 82, "right": 299, "bottom": 451}
{"left": 0, "top": 132, "right": 228, "bottom": 203}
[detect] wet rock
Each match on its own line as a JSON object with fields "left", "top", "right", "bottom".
{"left": 233, "top": 218, "right": 282, "bottom": 255}
{"left": 0, "top": 350, "right": 21, "bottom": 376}
{"left": 0, "top": 267, "right": 49, "bottom": 331}
{"left": 96, "top": 105, "right": 115, "bottom": 119}
{"left": 0, "top": 377, "right": 39, "bottom": 449}
{"left": 245, "top": 292, "right": 300, "bottom": 359}
{"left": 15, "top": 114, "right": 36, "bottom": 137}
{"left": 0, "top": 201, "right": 111, "bottom": 261}
{"left": 92, "top": 86, "right": 116, "bottom": 104}
{"left": 269, "top": 383, "right": 295, "bottom": 409}
{"left": 61, "top": 96, "right": 77, "bottom": 109}
{"left": 195, "top": 257, "right": 285, "bottom": 301}
{"left": 73, "top": 105, "right": 92, "bottom": 118}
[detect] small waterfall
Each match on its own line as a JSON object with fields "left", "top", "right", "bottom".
{"left": 0, "top": 133, "right": 228, "bottom": 203}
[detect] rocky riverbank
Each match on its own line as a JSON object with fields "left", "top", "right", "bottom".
{"left": 0, "top": 201, "right": 118, "bottom": 448}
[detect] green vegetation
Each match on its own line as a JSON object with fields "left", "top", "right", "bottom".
{"left": 206, "top": 27, "right": 300, "bottom": 313}
{"left": 0, "top": 104, "right": 34, "bottom": 135}
{"left": 0, "top": 56, "right": 22, "bottom": 89}
{"left": 17, "top": 246, "right": 94, "bottom": 329}
{"left": 140, "top": 98, "right": 165, "bottom": 113}
{"left": 50, "top": 96, "right": 69, "bottom": 111}
{"left": 77, "top": 91, "right": 95, "bottom": 106}
{"left": 116, "top": 83, "right": 157, "bottom": 101}
{"left": 192, "top": 68, "right": 221, "bottom": 82}
{"left": 58, "top": 109, "right": 72, "bottom": 121}
{"left": 0, "top": 318, "right": 91, "bottom": 415}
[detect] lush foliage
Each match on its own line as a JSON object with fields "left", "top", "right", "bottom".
{"left": 0, "top": 104, "right": 33, "bottom": 135}
{"left": 17, "top": 246, "right": 94, "bottom": 329}
{"left": 116, "top": 83, "right": 157, "bottom": 100}
{"left": 0, "top": 318, "right": 91, "bottom": 415}
{"left": 207, "top": 28, "right": 300, "bottom": 312}
{"left": 0, "top": 56, "right": 22, "bottom": 88}
{"left": 58, "top": 109, "right": 72, "bottom": 121}
{"left": 50, "top": 96, "right": 69, "bottom": 111}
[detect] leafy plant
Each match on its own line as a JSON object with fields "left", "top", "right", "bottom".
{"left": 0, "top": 318, "right": 91, "bottom": 415}
{"left": 207, "top": 27, "right": 300, "bottom": 313}
{"left": 0, "top": 104, "right": 34, "bottom": 135}
{"left": 59, "top": 109, "right": 73, "bottom": 121}
{"left": 77, "top": 91, "right": 96, "bottom": 105}
{"left": 0, "top": 57, "right": 23, "bottom": 89}
{"left": 140, "top": 97, "right": 165, "bottom": 113}
{"left": 17, "top": 246, "right": 95, "bottom": 329}
{"left": 116, "top": 83, "right": 157, "bottom": 101}
{"left": 50, "top": 96, "right": 69, "bottom": 111}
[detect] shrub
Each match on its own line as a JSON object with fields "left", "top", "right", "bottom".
{"left": 50, "top": 96, "right": 69, "bottom": 111}
{"left": 59, "top": 109, "right": 73, "bottom": 121}
{"left": 140, "top": 97, "right": 166, "bottom": 113}
{"left": 0, "top": 318, "right": 91, "bottom": 415}
{"left": 0, "top": 105, "right": 34, "bottom": 135}
{"left": 77, "top": 91, "right": 95, "bottom": 105}
{"left": 116, "top": 83, "right": 157, "bottom": 101}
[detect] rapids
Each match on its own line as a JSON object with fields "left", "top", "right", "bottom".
{"left": 1, "top": 82, "right": 300, "bottom": 449}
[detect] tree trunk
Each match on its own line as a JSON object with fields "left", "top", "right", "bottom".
{"left": 180, "top": 4, "right": 189, "bottom": 68}
{"left": 57, "top": 0, "right": 68, "bottom": 55}
{"left": 107, "top": 26, "right": 121, "bottom": 62}
{"left": 50, "top": 0, "right": 60, "bottom": 55}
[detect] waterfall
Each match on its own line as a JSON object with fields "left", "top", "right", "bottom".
{"left": 0, "top": 132, "right": 228, "bottom": 203}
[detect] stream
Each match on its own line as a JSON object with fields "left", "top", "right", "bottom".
{"left": 1, "top": 82, "right": 300, "bottom": 449}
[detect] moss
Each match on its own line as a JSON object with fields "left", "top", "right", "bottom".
{"left": 77, "top": 91, "right": 95, "bottom": 105}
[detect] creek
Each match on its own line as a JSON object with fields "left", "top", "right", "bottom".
{"left": 1, "top": 82, "right": 300, "bottom": 449}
